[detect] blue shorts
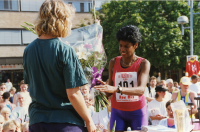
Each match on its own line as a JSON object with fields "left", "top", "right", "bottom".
{"left": 110, "top": 106, "right": 148, "bottom": 131}
{"left": 29, "top": 122, "right": 88, "bottom": 132}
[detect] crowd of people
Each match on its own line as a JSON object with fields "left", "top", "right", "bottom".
{"left": 79, "top": 74, "right": 200, "bottom": 131}
{"left": 0, "top": 80, "right": 30, "bottom": 132}
{"left": 145, "top": 75, "right": 200, "bottom": 127}
{"left": 0, "top": 74, "right": 199, "bottom": 132}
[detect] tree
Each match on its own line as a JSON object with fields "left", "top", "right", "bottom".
{"left": 193, "top": 2, "right": 200, "bottom": 62}
{"left": 96, "top": 1, "right": 194, "bottom": 78}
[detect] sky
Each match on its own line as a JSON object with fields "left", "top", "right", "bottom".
{"left": 95, "top": 0, "right": 108, "bottom": 8}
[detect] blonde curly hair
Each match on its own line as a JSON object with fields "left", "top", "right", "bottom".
{"left": 34, "top": 0, "right": 75, "bottom": 38}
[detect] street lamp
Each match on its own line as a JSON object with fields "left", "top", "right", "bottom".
{"left": 177, "top": 1, "right": 200, "bottom": 56}
{"left": 177, "top": 16, "right": 189, "bottom": 35}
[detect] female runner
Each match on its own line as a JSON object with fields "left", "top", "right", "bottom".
{"left": 95, "top": 25, "right": 150, "bottom": 131}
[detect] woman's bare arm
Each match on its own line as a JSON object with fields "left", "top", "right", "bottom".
{"left": 67, "top": 87, "right": 96, "bottom": 132}
{"left": 105, "top": 58, "right": 116, "bottom": 98}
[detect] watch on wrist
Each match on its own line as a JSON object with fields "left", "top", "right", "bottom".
{"left": 117, "top": 85, "right": 123, "bottom": 95}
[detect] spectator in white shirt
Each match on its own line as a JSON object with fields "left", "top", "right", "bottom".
{"left": 148, "top": 85, "right": 168, "bottom": 125}
{"left": 10, "top": 92, "right": 29, "bottom": 124}
{"left": 144, "top": 76, "right": 157, "bottom": 102}
{"left": 166, "top": 79, "right": 179, "bottom": 94}
{"left": 13, "top": 80, "right": 31, "bottom": 106}
{"left": 157, "top": 72, "right": 161, "bottom": 83}
{"left": 5, "top": 79, "right": 12, "bottom": 92}
{"left": 189, "top": 74, "right": 200, "bottom": 97}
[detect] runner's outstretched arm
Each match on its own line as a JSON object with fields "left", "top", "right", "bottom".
{"left": 95, "top": 59, "right": 150, "bottom": 96}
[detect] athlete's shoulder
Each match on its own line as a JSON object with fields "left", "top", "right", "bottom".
{"left": 109, "top": 57, "right": 117, "bottom": 66}
{"left": 139, "top": 58, "right": 150, "bottom": 68}
{"left": 171, "top": 91, "right": 178, "bottom": 99}
{"left": 189, "top": 90, "right": 197, "bottom": 96}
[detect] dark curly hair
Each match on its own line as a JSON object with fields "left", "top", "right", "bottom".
{"left": 116, "top": 25, "right": 142, "bottom": 46}
{"left": 2, "top": 92, "right": 10, "bottom": 100}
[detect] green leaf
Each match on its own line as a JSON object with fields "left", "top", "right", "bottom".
{"left": 112, "top": 120, "right": 116, "bottom": 132}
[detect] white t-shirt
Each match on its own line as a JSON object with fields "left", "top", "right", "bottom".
{"left": 144, "top": 86, "right": 156, "bottom": 98}
{"left": 10, "top": 105, "right": 29, "bottom": 123}
{"left": 159, "top": 118, "right": 168, "bottom": 127}
{"left": 148, "top": 99, "right": 167, "bottom": 125}
{"left": 197, "top": 82, "right": 200, "bottom": 87}
{"left": 88, "top": 106, "right": 95, "bottom": 117}
{"left": 92, "top": 107, "right": 109, "bottom": 130}
{"left": 164, "top": 92, "right": 172, "bottom": 102}
{"left": 157, "top": 77, "right": 161, "bottom": 83}
{"left": 189, "top": 83, "right": 200, "bottom": 97}
{"left": 6, "top": 82, "right": 12, "bottom": 92}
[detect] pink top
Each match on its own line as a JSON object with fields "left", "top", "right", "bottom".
{"left": 111, "top": 56, "right": 146, "bottom": 111}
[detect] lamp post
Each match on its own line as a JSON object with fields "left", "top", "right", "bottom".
{"left": 177, "top": 0, "right": 200, "bottom": 56}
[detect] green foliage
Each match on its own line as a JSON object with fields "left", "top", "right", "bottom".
{"left": 193, "top": 2, "right": 200, "bottom": 62}
{"left": 112, "top": 120, "right": 116, "bottom": 132}
{"left": 97, "top": 1, "right": 196, "bottom": 70}
{"left": 21, "top": 22, "right": 37, "bottom": 35}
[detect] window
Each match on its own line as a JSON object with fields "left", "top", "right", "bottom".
{"left": 21, "top": 0, "right": 44, "bottom": 11}
{"left": 0, "top": 0, "right": 19, "bottom": 11}
{"left": 0, "top": 30, "right": 21, "bottom": 45}
{"left": 22, "top": 30, "right": 37, "bottom": 44}
{"left": 68, "top": 2, "right": 72, "bottom": 5}
{"left": 88, "top": 3, "right": 90, "bottom": 12}
{"left": 80, "top": 3, "right": 84, "bottom": 12}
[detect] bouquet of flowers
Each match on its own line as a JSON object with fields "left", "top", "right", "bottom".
{"left": 21, "top": 21, "right": 109, "bottom": 112}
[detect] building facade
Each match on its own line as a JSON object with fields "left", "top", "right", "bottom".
{"left": 0, "top": 0, "right": 94, "bottom": 89}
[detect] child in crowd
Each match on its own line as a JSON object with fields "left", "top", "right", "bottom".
{"left": 2, "top": 120, "right": 21, "bottom": 132}
{"left": 80, "top": 85, "right": 90, "bottom": 95}
{"left": 21, "top": 122, "right": 29, "bottom": 132}
{"left": 1, "top": 92, "right": 16, "bottom": 112}
{"left": 159, "top": 100, "right": 176, "bottom": 128}
{"left": 83, "top": 94, "right": 95, "bottom": 117}
{"left": 9, "top": 87, "right": 16, "bottom": 103}
{"left": 0, "top": 115, "right": 5, "bottom": 132}
{"left": 13, "top": 80, "right": 31, "bottom": 106}
{"left": 1, "top": 107, "right": 11, "bottom": 122}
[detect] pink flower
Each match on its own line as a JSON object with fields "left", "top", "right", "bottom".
{"left": 96, "top": 19, "right": 100, "bottom": 25}
{"left": 84, "top": 44, "right": 93, "bottom": 51}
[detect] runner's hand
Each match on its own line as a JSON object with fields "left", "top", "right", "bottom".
{"left": 94, "top": 79, "right": 117, "bottom": 93}
{"left": 155, "top": 114, "right": 166, "bottom": 120}
{"left": 94, "top": 84, "right": 117, "bottom": 93}
{"left": 86, "top": 121, "right": 96, "bottom": 132}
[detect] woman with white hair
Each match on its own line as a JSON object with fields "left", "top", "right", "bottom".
{"left": 1, "top": 107, "right": 11, "bottom": 122}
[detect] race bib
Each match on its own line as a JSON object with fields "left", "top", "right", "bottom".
{"left": 115, "top": 72, "right": 139, "bottom": 102}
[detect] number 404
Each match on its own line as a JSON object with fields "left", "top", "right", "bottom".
{"left": 118, "top": 81, "right": 134, "bottom": 87}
